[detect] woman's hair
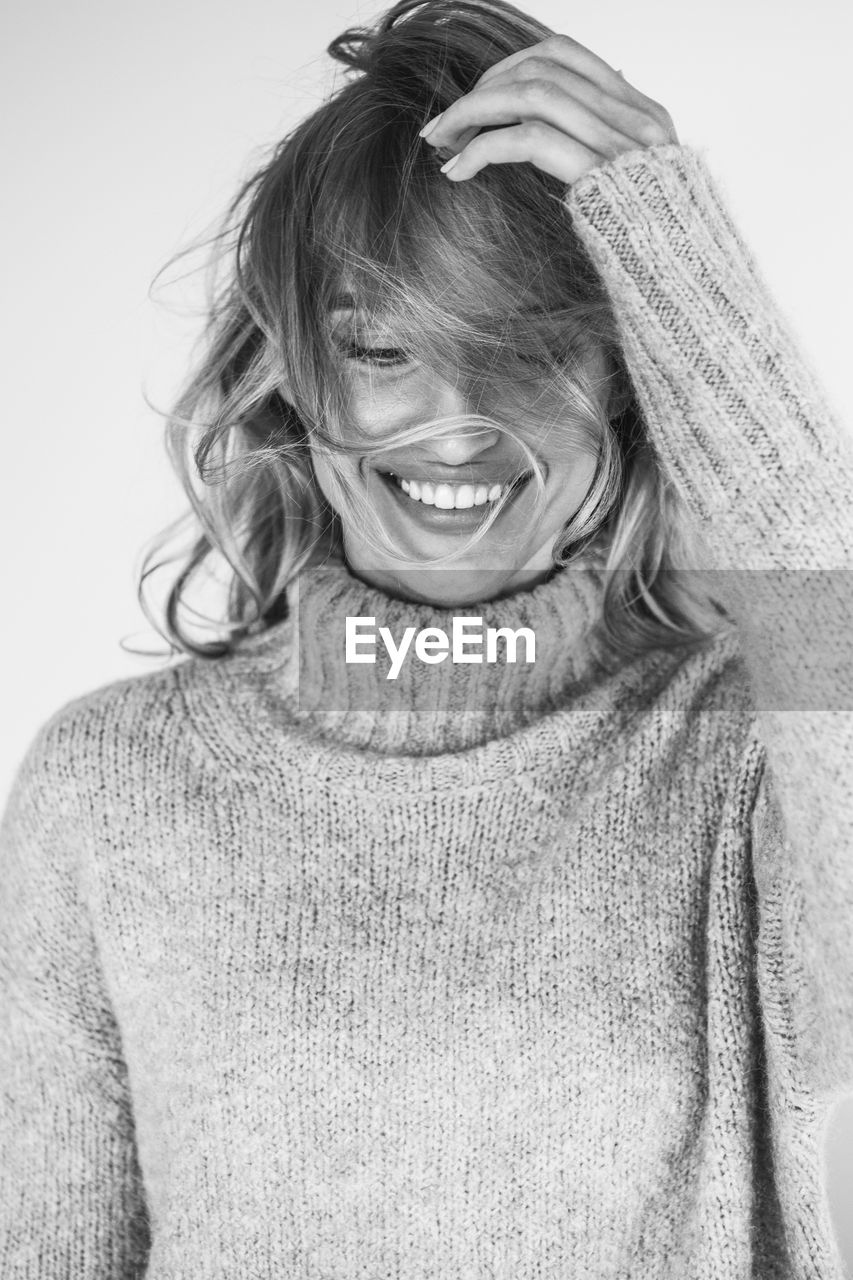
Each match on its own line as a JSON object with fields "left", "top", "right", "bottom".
{"left": 137, "top": 0, "right": 730, "bottom": 661}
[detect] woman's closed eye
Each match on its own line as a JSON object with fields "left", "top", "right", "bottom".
{"left": 344, "top": 343, "right": 412, "bottom": 368}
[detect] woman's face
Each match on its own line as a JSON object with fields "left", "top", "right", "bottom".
{"left": 308, "top": 311, "right": 615, "bottom": 607}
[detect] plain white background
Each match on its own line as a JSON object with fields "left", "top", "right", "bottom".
{"left": 2, "top": 0, "right": 851, "bottom": 1268}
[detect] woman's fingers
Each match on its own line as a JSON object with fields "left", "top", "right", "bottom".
{"left": 476, "top": 34, "right": 620, "bottom": 92}
{"left": 424, "top": 65, "right": 669, "bottom": 165}
{"left": 439, "top": 121, "right": 602, "bottom": 186}
{"left": 417, "top": 32, "right": 679, "bottom": 186}
{"left": 476, "top": 33, "right": 647, "bottom": 113}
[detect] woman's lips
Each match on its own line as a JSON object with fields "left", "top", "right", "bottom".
{"left": 375, "top": 468, "right": 533, "bottom": 532}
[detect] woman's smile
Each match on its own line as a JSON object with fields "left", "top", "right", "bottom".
{"left": 371, "top": 464, "right": 535, "bottom": 535}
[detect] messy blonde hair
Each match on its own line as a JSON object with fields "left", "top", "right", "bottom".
{"left": 138, "top": 0, "right": 729, "bottom": 660}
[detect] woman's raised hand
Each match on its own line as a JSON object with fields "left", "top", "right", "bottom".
{"left": 419, "top": 34, "right": 679, "bottom": 185}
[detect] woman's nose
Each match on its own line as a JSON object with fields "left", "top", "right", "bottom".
{"left": 425, "top": 428, "right": 502, "bottom": 465}
{"left": 423, "top": 378, "right": 501, "bottom": 463}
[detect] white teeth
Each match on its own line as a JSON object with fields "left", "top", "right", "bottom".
{"left": 394, "top": 476, "right": 514, "bottom": 509}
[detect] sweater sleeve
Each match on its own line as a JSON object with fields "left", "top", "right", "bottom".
{"left": 564, "top": 143, "right": 853, "bottom": 1099}
{"left": 0, "top": 712, "right": 151, "bottom": 1277}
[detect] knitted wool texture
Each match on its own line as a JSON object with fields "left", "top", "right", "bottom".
{"left": 1, "top": 144, "right": 852, "bottom": 1279}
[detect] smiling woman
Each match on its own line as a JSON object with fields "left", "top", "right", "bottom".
{"left": 1, "top": 0, "right": 852, "bottom": 1277}
{"left": 140, "top": 2, "right": 718, "bottom": 643}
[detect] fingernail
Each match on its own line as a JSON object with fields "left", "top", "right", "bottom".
{"left": 419, "top": 111, "right": 444, "bottom": 139}
{"left": 439, "top": 154, "right": 459, "bottom": 175}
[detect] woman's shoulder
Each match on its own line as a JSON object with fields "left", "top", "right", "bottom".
{"left": 12, "top": 612, "right": 302, "bottom": 805}
{"left": 6, "top": 663, "right": 187, "bottom": 810}
{"left": 19, "top": 612, "right": 294, "bottom": 765}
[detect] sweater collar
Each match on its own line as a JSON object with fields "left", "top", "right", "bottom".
{"left": 230, "top": 555, "right": 611, "bottom": 756}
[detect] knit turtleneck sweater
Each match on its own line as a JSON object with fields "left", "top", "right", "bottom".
{"left": 2, "top": 144, "right": 852, "bottom": 1280}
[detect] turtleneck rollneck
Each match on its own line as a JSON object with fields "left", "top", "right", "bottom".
{"left": 179, "top": 552, "right": 672, "bottom": 760}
